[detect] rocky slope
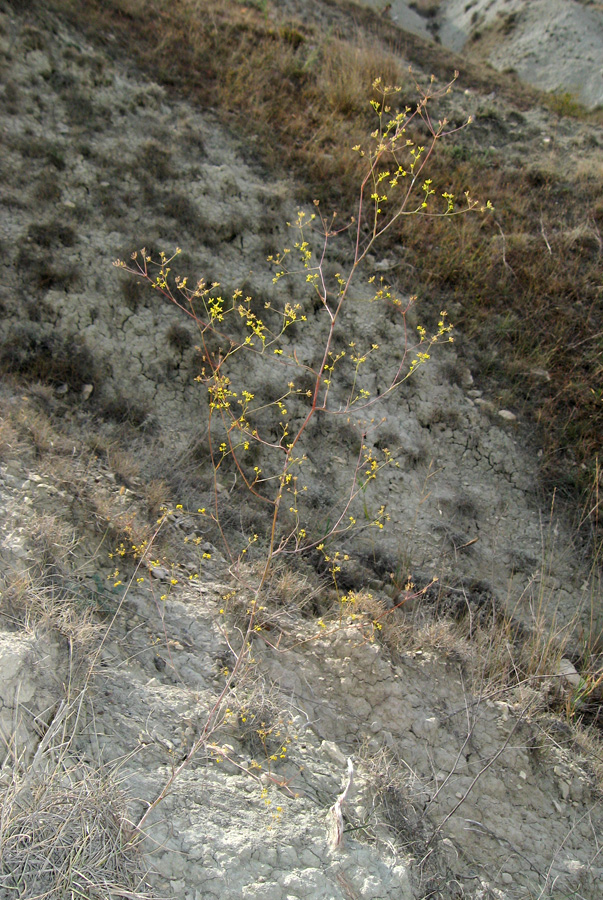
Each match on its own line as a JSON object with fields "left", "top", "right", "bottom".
{"left": 0, "top": 1, "right": 601, "bottom": 899}
{"left": 361, "top": 0, "right": 603, "bottom": 109}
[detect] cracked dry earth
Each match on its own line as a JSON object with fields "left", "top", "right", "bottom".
{"left": 0, "top": 2, "right": 602, "bottom": 899}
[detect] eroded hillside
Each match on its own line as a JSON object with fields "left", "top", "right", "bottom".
{"left": 0, "top": 1, "right": 602, "bottom": 898}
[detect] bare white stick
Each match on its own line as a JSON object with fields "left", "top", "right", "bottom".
{"left": 329, "top": 757, "right": 354, "bottom": 849}
{"left": 540, "top": 215, "right": 553, "bottom": 255}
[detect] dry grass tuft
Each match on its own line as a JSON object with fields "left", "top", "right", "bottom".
{"left": 1, "top": 570, "right": 104, "bottom": 653}
{"left": 315, "top": 35, "right": 407, "bottom": 117}
{"left": 221, "top": 562, "right": 325, "bottom": 637}
{"left": 0, "top": 512, "right": 106, "bottom": 657}
{"left": 0, "top": 756, "right": 152, "bottom": 899}
{"left": 14, "top": 403, "right": 70, "bottom": 456}
{"left": 570, "top": 723, "right": 603, "bottom": 788}
{"left": 356, "top": 740, "right": 430, "bottom": 852}
{"left": 89, "top": 486, "right": 155, "bottom": 549}
{"left": 0, "top": 416, "right": 21, "bottom": 460}
{"left": 227, "top": 671, "right": 298, "bottom": 762}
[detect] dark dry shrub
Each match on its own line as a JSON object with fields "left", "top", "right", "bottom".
{"left": 27, "top": 221, "right": 77, "bottom": 248}
{"left": 402, "top": 438, "right": 427, "bottom": 467}
{"left": 21, "top": 25, "right": 46, "bottom": 50}
{"left": 12, "top": 136, "right": 66, "bottom": 170}
{"left": 184, "top": 131, "right": 206, "bottom": 155}
{"left": 440, "top": 356, "right": 472, "bottom": 388}
{"left": 1, "top": 80, "right": 21, "bottom": 114}
{"left": 62, "top": 87, "right": 104, "bottom": 127}
{"left": 137, "top": 176, "right": 163, "bottom": 210}
{"left": 16, "top": 247, "right": 79, "bottom": 292}
{"left": 24, "top": 295, "right": 53, "bottom": 323}
{"left": 279, "top": 25, "right": 305, "bottom": 49}
{"left": 34, "top": 172, "right": 62, "bottom": 202}
{"left": 95, "top": 186, "right": 127, "bottom": 219}
{"left": 0, "top": 325, "right": 97, "bottom": 390}
{"left": 78, "top": 143, "right": 95, "bottom": 160}
{"left": 203, "top": 215, "right": 245, "bottom": 249}
{"left": 68, "top": 48, "right": 106, "bottom": 78}
{"left": 97, "top": 395, "right": 152, "bottom": 430}
{"left": 525, "top": 165, "right": 559, "bottom": 188}
{"left": 335, "top": 420, "right": 363, "bottom": 458}
{"left": 374, "top": 426, "right": 401, "bottom": 454}
{"left": 120, "top": 274, "right": 147, "bottom": 309}
{"left": 46, "top": 67, "right": 76, "bottom": 92}
{"left": 453, "top": 493, "right": 480, "bottom": 520}
{"left": 107, "top": 446, "right": 140, "bottom": 487}
{"left": 137, "top": 140, "right": 173, "bottom": 181}
{"left": 166, "top": 323, "right": 194, "bottom": 352}
{"left": 500, "top": 11, "right": 519, "bottom": 34}
{"left": 163, "top": 193, "right": 202, "bottom": 232}
{"left": 428, "top": 405, "right": 462, "bottom": 429}
{"left": 262, "top": 233, "right": 281, "bottom": 259}
{"left": 144, "top": 477, "right": 171, "bottom": 517}
{"left": 158, "top": 447, "right": 206, "bottom": 499}
{"left": 46, "top": 145, "right": 67, "bottom": 171}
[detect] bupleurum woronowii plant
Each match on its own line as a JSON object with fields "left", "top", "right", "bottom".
{"left": 114, "top": 74, "right": 491, "bottom": 825}
{"left": 116, "top": 72, "right": 487, "bottom": 576}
